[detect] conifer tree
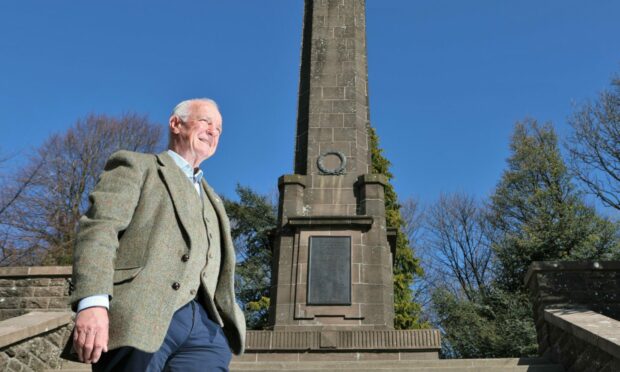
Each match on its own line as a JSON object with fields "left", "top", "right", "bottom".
{"left": 368, "top": 126, "right": 425, "bottom": 329}
{"left": 433, "top": 119, "right": 619, "bottom": 358}
{"left": 224, "top": 185, "right": 277, "bottom": 329}
{"left": 489, "top": 119, "right": 619, "bottom": 292}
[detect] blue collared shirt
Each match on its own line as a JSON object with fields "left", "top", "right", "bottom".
{"left": 166, "top": 149, "right": 204, "bottom": 195}
{"left": 77, "top": 150, "right": 203, "bottom": 312}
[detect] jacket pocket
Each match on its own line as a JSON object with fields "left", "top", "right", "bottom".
{"left": 113, "top": 266, "right": 143, "bottom": 284}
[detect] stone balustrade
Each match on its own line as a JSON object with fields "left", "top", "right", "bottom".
{"left": 543, "top": 308, "right": 619, "bottom": 371}
{"left": 0, "top": 311, "right": 73, "bottom": 371}
{"left": 0, "top": 267, "right": 72, "bottom": 321}
{"left": 0, "top": 267, "right": 74, "bottom": 371}
{"left": 526, "top": 261, "right": 620, "bottom": 371}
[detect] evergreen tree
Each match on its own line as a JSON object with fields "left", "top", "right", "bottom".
{"left": 368, "top": 126, "right": 425, "bottom": 329}
{"left": 432, "top": 288, "right": 537, "bottom": 358}
{"left": 489, "top": 119, "right": 619, "bottom": 292}
{"left": 224, "top": 185, "right": 277, "bottom": 329}
{"left": 433, "top": 119, "right": 619, "bottom": 358}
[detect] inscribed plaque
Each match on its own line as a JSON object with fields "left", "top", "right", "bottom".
{"left": 307, "top": 236, "right": 351, "bottom": 305}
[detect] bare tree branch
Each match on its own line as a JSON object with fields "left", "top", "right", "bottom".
{"left": 567, "top": 77, "right": 620, "bottom": 211}
{"left": 421, "top": 193, "right": 493, "bottom": 301}
{"left": 0, "top": 113, "right": 163, "bottom": 266}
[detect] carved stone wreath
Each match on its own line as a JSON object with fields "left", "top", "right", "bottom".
{"left": 317, "top": 151, "right": 347, "bottom": 175}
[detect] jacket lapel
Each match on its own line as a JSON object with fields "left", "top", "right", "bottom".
{"left": 201, "top": 179, "right": 236, "bottom": 306}
{"left": 156, "top": 151, "right": 202, "bottom": 249}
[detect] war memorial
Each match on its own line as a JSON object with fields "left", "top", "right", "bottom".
{"left": 0, "top": 1, "right": 618, "bottom": 371}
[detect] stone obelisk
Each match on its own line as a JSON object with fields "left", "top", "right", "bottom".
{"left": 270, "top": 0, "right": 394, "bottom": 331}
{"left": 238, "top": 1, "right": 440, "bottom": 360}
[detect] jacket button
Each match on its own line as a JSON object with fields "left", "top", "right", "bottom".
{"left": 181, "top": 254, "right": 190, "bottom": 262}
{"left": 190, "top": 289, "right": 197, "bottom": 295}
{"left": 208, "top": 251, "right": 214, "bottom": 259}
{"left": 172, "top": 282, "right": 180, "bottom": 290}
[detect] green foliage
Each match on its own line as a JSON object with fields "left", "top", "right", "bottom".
{"left": 223, "top": 185, "right": 277, "bottom": 329}
{"left": 432, "top": 288, "right": 537, "bottom": 358}
{"left": 433, "top": 119, "right": 619, "bottom": 358}
{"left": 368, "top": 126, "right": 425, "bottom": 329}
{"left": 489, "top": 119, "right": 620, "bottom": 292}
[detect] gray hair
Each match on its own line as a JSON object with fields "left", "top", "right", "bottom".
{"left": 168, "top": 98, "right": 220, "bottom": 146}
{"left": 171, "top": 98, "right": 219, "bottom": 120}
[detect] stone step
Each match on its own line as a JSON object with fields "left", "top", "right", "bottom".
{"left": 229, "top": 358, "right": 564, "bottom": 372}
{"left": 230, "top": 368, "right": 562, "bottom": 372}
{"left": 52, "top": 358, "right": 565, "bottom": 372}
{"left": 52, "top": 361, "right": 89, "bottom": 371}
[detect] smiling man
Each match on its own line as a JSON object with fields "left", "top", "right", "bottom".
{"left": 64, "top": 98, "right": 245, "bottom": 371}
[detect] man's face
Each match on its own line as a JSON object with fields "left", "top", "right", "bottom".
{"left": 170, "top": 101, "right": 223, "bottom": 165}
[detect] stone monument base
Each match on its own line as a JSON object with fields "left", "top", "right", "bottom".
{"left": 235, "top": 329, "right": 441, "bottom": 362}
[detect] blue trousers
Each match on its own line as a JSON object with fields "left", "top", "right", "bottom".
{"left": 93, "top": 299, "right": 232, "bottom": 372}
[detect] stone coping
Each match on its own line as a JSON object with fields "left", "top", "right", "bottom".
{"left": 544, "top": 308, "right": 620, "bottom": 358}
{"left": 278, "top": 174, "right": 390, "bottom": 188}
{"left": 287, "top": 215, "right": 374, "bottom": 227}
{"left": 0, "top": 266, "right": 72, "bottom": 278}
{"left": 278, "top": 174, "right": 307, "bottom": 187}
{"left": 0, "top": 311, "right": 73, "bottom": 349}
{"left": 358, "top": 174, "right": 388, "bottom": 186}
{"left": 524, "top": 260, "right": 620, "bottom": 286}
{"left": 245, "top": 329, "right": 441, "bottom": 351}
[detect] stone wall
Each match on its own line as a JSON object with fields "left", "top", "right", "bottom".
{"left": 526, "top": 261, "right": 620, "bottom": 370}
{"left": 525, "top": 261, "right": 620, "bottom": 324}
{"left": 0, "top": 312, "right": 73, "bottom": 372}
{"left": 542, "top": 309, "right": 620, "bottom": 371}
{"left": 0, "top": 267, "right": 72, "bottom": 321}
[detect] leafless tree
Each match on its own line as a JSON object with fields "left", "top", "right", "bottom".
{"left": 400, "top": 198, "right": 432, "bottom": 308}
{"left": 567, "top": 77, "right": 620, "bottom": 211}
{"left": 401, "top": 198, "right": 424, "bottom": 244}
{"left": 0, "top": 154, "right": 44, "bottom": 265}
{"left": 421, "top": 193, "right": 493, "bottom": 301}
{"left": 1, "top": 113, "right": 163, "bottom": 266}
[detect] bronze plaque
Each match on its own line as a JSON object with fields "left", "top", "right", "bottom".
{"left": 307, "top": 236, "right": 351, "bottom": 305}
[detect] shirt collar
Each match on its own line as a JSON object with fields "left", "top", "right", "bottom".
{"left": 166, "top": 149, "right": 203, "bottom": 184}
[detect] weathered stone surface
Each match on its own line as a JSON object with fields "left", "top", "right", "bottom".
{"left": 527, "top": 261, "right": 620, "bottom": 370}
{"left": 20, "top": 298, "right": 49, "bottom": 310}
{"left": 526, "top": 261, "right": 620, "bottom": 322}
{"left": 0, "top": 267, "right": 72, "bottom": 321}
{"left": 271, "top": 0, "right": 395, "bottom": 332}
{"left": 294, "top": 0, "right": 371, "bottom": 176}
{"left": 0, "top": 298, "right": 20, "bottom": 311}
{"left": 0, "top": 267, "right": 72, "bottom": 278}
{"left": 0, "top": 313, "right": 72, "bottom": 372}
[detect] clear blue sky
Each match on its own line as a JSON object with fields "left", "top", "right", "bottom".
{"left": 1, "top": 1, "right": 619, "bottom": 214}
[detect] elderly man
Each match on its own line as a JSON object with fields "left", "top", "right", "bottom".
{"left": 64, "top": 98, "right": 245, "bottom": 371}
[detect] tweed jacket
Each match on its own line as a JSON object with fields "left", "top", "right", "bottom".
{"left": 64, "top": 150, "right": 245, "bottom": 358}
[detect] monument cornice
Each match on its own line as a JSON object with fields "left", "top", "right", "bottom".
{"left": 286, "top": 215, "right": 373, "bottom": 228}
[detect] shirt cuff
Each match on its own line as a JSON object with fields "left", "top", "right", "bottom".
{"left": 77, "top": 294, "right": 110, "bottom": 312}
